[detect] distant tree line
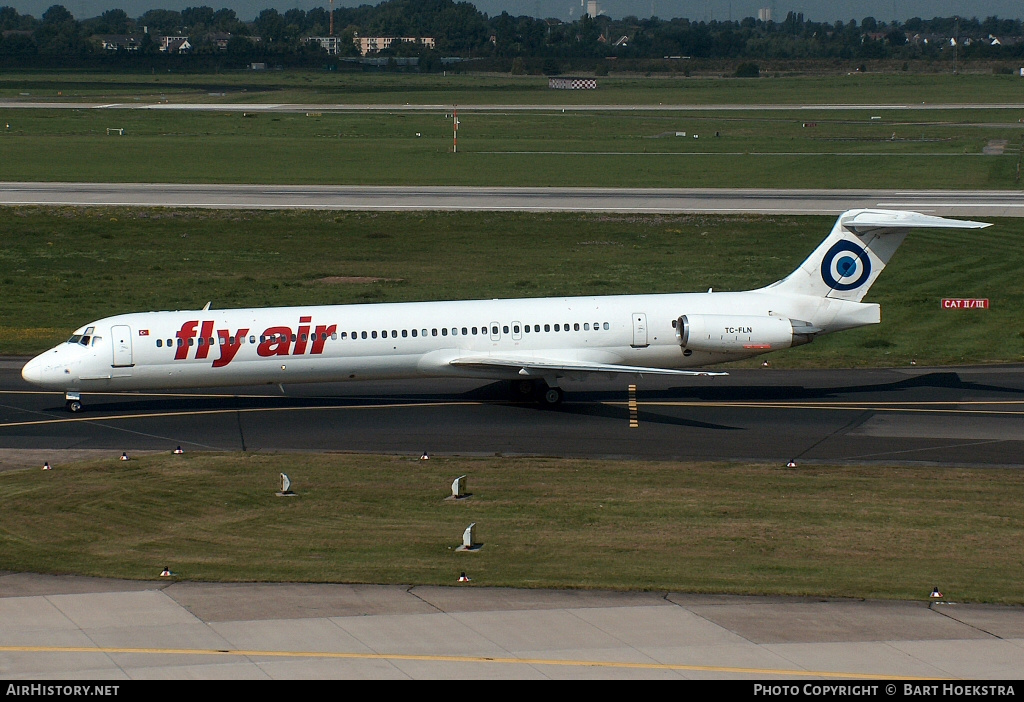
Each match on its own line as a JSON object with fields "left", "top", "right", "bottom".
{"left": 1, "top": 0, "right": 1023, "bottom": 71}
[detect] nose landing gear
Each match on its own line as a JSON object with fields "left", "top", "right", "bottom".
{"left": 65, "top": 392, "right": 83, "bottom": 413}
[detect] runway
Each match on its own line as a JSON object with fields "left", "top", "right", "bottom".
{"left": 1, "top": 183, "right": 1022, "bottom": 216}
{"left": 2, "top": 361, "right": 1024, "bottom": 469}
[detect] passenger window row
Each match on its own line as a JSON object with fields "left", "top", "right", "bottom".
{"left": 339, "top": 321, "right": 610, "bottom": 340}
{"left": 156, "top": 322, "right": 612, "bottom": 348}
{"left": 157, "top": 332, "right": 329, "bottom": 348}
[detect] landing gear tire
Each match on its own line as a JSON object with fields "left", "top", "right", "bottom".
{"left": 542, "top": 387, "right": 564, "bottom": 406}
{"left": 66, "top": 400, "right": 83, "bottom": 413}
{"left": 513, "top": 379, "right": 537, "bottom": 398}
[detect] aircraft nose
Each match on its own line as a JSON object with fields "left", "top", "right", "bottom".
{"left": 21, "top": 356, "right": 43, "bottom": 385}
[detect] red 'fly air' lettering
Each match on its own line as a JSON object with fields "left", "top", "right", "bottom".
{"left": 194, "top": 321, "right": 215, "bottom": 359}
{"left": 258, "top": 326, "right": 292, "bottom": 357}
{"left": 310, "top": 324, "right": 337, "bottom": 354}
{"left": 174, "top": 321, "right": 198, "bottom": 360}
{"left": 213, "top": 328, "right": 249, "bottom": 368}
{"left": 294, "top": 316, "right": 311, "bottom": 355}
{"left": 175, "top": 316, "right": 334, "bottom": 365}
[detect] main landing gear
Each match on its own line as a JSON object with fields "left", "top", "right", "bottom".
{"left": 65, "top": 392, "right": 83, "bottom": 413}
{"left": 511, "top": 379, "right": 564, "bottom": 406}
{"left": 543, "top": 386, "right": 564, "bottom": 405}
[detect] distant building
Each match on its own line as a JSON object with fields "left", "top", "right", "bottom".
{"left": 352, "top": 34, "right": 436, "bottom": 56}
{"left": 206, "top": 32, "right": 232, "bottom": 51}
{"left": 758, "top": 7, "right": 771, "bottom": 22}
{"left": 94, "top": 34, "right": 142, "bottom": 52}
{"left": 159, "top": 36, "right": 191, "bottom": 53}
{"left": 988, "top": 35, "right": 1022, "bottom": 46}
{"left": 304, "top": 36, "right": 343, "bottom": 54}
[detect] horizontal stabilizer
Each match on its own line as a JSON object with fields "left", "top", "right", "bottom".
{"left": 450, "top": 356, "right": 728, "bottom": 378}
{"left": 842, "top": 210, "right": 990, "bottom": 233}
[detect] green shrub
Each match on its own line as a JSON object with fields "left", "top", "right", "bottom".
{"left": 735, "top": 62, "right": 760, "bottom": 78}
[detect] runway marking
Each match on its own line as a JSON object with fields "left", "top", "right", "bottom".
{"left": 628, "top": 384, "right": 639, "bottom": 428}
{"left": 0, "top": 400, "right": 487, "bottom": 429}
{"left": 2, "top": 388, "right": 328, "bottom": 399}
{"left": 0, "top": 645, "right": 944, "bottom": 678}
{"left": 632, "top": 400, "right": 1024, "bottom": 414}
{"left": 1, "top": 396, "right": 1023, "bottom": 430}
{"left": 480, "top": 151, "right": 997, "bottom": 157}
{"left": 9, "top": 389, "right": 1024, "bottom": 407}
{"left": 0, "top": 200, "right": 868, "bottom": 213}
{"left": 837, "top": 438, "right": 1008, "bottom": 462}
{"left": 881, "top": 202, "right": 1024, "bottom": 208}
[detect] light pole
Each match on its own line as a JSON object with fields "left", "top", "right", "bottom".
{"left": 953, "top": 16, "right": 959, "bottom": 74}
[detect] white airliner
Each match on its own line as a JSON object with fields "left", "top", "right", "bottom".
{"left": 21, "top": 209, "right": 989, "bottom": 412}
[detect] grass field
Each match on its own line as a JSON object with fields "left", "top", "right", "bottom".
{"left": 4, "top": 70, "right": 1024, "bottom": 106}
{"left": 1, "top": 207, "right": 1021, "bottom": 365}
{"left": 0, "top": 106, "right": 1019, "bottom": 187}
{"left": 3, "top": 70, "right": 1024, "bottom": 188}
{"left": 1, "top": 452, "right": 1021, "bottom": 603}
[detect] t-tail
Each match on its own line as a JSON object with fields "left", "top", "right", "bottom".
{"left": 763, "top": 209, "right": 990, "bottom": 302}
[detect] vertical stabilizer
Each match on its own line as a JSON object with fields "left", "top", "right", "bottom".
{"left": 764, "top": 209, "right": 990, "bottom": 302}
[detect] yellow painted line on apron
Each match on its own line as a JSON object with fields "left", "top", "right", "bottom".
{"left": 0, "top": 400, "right": 485, "bottom": 429}
{"left": 628, "top": 384, "right": 639, "bottom": 428}
{"left": 0, "top": 645, "right": 946, "bottom": 678}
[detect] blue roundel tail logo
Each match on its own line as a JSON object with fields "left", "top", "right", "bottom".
{"left": 820, "top": 240, "right": 871, "bottom": 291}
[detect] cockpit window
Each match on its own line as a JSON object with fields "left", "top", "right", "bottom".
{"left": 69, "top": 327, "right": 96, "bottom": 346}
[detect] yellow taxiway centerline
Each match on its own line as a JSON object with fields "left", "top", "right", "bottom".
{"left": 0, "top": 645, "right": 948, "bottom": 679}
{"left": 0, "top": 395, "right": 1022, "bottom": 431}
{"left": 0, "top": 401, "right": 485, "bottom": 429}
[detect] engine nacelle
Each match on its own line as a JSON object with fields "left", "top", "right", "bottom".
{"left": 677, "top": 314, "right": 820, "bottom": 352}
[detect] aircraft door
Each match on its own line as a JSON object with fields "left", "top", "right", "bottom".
{"left": 111, "top": 325, "right": 134, "bottom": 367}
{"left": 631, "top": 313, "right": 649, "bottom": 348}
{"left": 489, "top": 322, "right": 501, "bottom": 342}
{"left": 512, "top": 321, "right": 522, "bottom": 341}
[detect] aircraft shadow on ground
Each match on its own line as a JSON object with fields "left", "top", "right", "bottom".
{"left": 465, "top": 382, "right": 742, "bottom": 430}
{"left": 663, "top": 371, "right": 1024, "bottom": 402}
{"left": 41, "top": 371, "right": 1019, "bottom": 421}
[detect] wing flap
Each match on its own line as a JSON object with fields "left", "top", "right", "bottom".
{"left": 449, "top": 356, "right": 727, "bottom": 377}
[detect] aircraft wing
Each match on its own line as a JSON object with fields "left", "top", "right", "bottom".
{"left": 448, "top": 356, "right": 728, "bottom": 378}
